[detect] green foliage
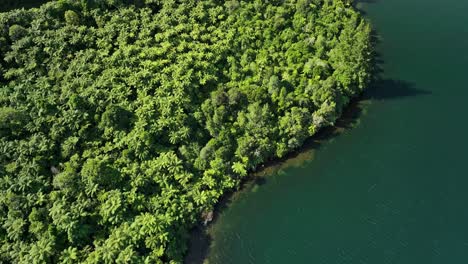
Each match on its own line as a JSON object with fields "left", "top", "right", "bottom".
{"left": 81, "top": 157, "right": 121, "bottom": 190}
{"left": 0, "top": 0, "right": 372, "bottom": 263}
{"left": 64, "top": 10, "right": 80, "bottom": 25}
{"left": 8, "top": 24, "right": 27, "bottom": 41}
{"left": 0, "top": 107, "right": 28, "bottom": 137}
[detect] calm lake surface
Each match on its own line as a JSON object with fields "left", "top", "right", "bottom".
{"left": 200, "top": 0, "right": 468, "bottom": 263}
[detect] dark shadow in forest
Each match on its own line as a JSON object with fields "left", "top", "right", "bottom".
{"left": 184, "top": 226, "right": 212, "bottom": 264}
{"left": 0, "top": 0, "right": 50, "bottom": 12}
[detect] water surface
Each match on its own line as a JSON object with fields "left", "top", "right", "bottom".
{"left": 199, "top": 0, "right": 468, "bottom": 263}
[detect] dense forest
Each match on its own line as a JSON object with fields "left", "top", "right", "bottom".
{"left": 0, "top": 0, "right": 372, "bottom": 263}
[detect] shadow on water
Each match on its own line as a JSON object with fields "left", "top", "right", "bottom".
{"left": 185, "top": 7, "right": 431, "bottom": 264}
{"left": 364, "top": 29, "right": 431, "bottom": 101}
{"left": 364, "top": 79, "right": 431, "bottom": 100}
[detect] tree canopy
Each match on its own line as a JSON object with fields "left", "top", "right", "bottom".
{"left": 0, "top": 0, "right": 372, "bottom": 262}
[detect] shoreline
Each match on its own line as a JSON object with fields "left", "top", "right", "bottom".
{"left": 184, "top": 5, "right": 381, "bottom": 262}
{"left": 184, "top": 95, "right": 372, "bottom": 264}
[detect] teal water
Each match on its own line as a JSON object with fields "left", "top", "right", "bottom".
{"left": 201, "top": 0, "right": 468, "bottom": 263}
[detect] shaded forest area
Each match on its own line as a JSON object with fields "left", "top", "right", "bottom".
{"left": 0, "top": 0, "right": 51, "bottom": 12}
{"left": 0, "top": 0, "right": 372, "bottom": 263}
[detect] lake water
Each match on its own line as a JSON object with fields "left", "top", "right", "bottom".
{"left": 198, "top": 0, "right": 468, "bottom": 263}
